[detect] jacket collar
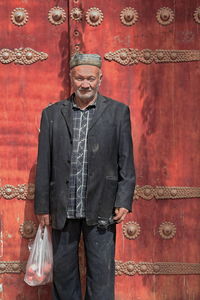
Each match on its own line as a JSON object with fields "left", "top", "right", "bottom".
{"left": 61, "top": 93, "right": 108, "bottom": 136}
{"left": 61, "top": 95, "right": 73, "bottom": 137}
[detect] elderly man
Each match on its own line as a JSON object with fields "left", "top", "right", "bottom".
{"left": 35, "top": 53, "right": 135, "bottom": 300}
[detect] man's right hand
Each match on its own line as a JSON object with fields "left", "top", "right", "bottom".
{"left": 36, "top": 214, "right": 51, "bottom": 227}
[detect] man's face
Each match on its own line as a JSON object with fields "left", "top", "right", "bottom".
{"left": 70, "top": 65, "right": 102, "bottom": 103}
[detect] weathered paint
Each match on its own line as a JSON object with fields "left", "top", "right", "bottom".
{"left": 0, "top": 217, "right": 3, "bottom": 258}
{"left": 0, "top": 0, "right": 69, "bottom": 298}
{"left": 0, "top": 0, "right": 200, "bottom": 299}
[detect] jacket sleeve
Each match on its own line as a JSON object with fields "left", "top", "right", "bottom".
{"left": 34, "top": 109, "right": 51, "bottom": 215}
{"left": 115, "top": 105, "right": 136, "bottom": 211}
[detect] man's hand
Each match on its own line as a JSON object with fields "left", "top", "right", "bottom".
{"left": 113, "top": 208, "right": 129, "bottom": 223}
{"left": 36, "top": 214, "right": 51, "bottom": 227}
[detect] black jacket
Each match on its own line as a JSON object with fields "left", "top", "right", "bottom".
{"left": 35, "top": 94, "right": 136, "bottom": 229}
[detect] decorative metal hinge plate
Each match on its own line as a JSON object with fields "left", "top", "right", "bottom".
{"left": 0, "top": 184, "right": 35, "bottom": 200}
{"left": 0, "top": 261, "right": 26, "bottom": 274}
{"left": 115, "top": 261, "right": 200, "bottom": 276}
{"left": 1, "top": 260, "right": 200, "bottom": 275}
{"left": 0, "top": 48, "right": 48, "bottom": 65}
{"left": 134, "top": 185, "right": 200, "bottom": 200}
{"left": 105, "top": 48, "right": 200, "bottom": 65}
{"left": 1, "top": 183, "right": 200, "bottom": 200}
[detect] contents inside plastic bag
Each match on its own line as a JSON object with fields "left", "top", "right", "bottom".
{"left": 24, "top": 224, "right": 53, "bottom": 286}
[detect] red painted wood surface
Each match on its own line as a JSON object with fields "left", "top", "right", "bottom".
{"left": 70, "top": 1, "right": 200, "bottom": 299}
{"left": 0, "top": 0, "right": 200, "bottom": 299}
{"left": 0, "top": 1, "right": 70, "bottom": 299}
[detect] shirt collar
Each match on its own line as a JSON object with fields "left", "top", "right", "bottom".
{"left": 72, "top": 95, "right": 97, "bottom": 110}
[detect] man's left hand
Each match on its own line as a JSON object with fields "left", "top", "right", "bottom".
{"left": 113, "top": 207, "right": 129, "bottom": 223}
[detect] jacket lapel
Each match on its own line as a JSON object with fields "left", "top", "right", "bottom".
{"left": 61, "top": 94, "right": 109, "bottom": 135}
{"left": 61, "top": 96, "right": 73, "bottom": 137}
{"left": 88, "top": 94, "right": 108, "bottom": 132}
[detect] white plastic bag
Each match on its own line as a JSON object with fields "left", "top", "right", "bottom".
{"left": 24, "top": 225, "right": 53, "bottom": 286}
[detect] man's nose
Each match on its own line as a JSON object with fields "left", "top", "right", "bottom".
{"left": 81, "top": 80, "right": 90, "bottom": 88}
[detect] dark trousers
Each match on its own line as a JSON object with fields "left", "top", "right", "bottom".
{"left": 52, "top": 219, "right": 116, "bottom": 300}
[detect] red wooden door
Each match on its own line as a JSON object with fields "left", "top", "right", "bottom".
{"left": 71, "top": 1, "right": 200, "bottom": 299}
{"left": 1, "top": 0, "right": 200, "bottom": 299}
{"left": 0, "top": 1, "right": 70, "bottom": 299}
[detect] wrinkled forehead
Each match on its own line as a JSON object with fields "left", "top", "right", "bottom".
{"left": 70, "top": 65, "right": 102, "bottom": 77}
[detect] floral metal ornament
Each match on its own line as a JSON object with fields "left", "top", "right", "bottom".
{"left": 48, "top": 7, "right": 66, "bottom": 25}
{"left": 120, "top": 7, "right": 139, "bottom": 26}
{"left": 156, "top": 7, "right": 174, "bottom": 25}
{"left": 70, "top": 7, "right": 83, "bottom": 21}
{"left": 0, "top": 48, "right": 48, "bottom": 65}
{"left": 194, "top": 7, "right": 200, "bottom": 24}
{"left": 19, "top": 220, "right": 37, "bottom": 239}
{"left": 86, "top": 7, "right": 104, "bottom": 26}
{"left": 123, "top": 221, "right": 141, "bottom": 240}
{"left": 11, "top": 8, "right": 29, "bottom": 26}
{"left": 159, "top": 222, "right": 176, "bottom": 239}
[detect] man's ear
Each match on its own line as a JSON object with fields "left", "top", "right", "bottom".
{"left": 99, "top": 71, "right": 103, "bottom": 85}
{"left": 69, "top": 71, "right": 73, "bottom": 85}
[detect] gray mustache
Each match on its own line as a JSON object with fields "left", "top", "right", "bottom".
{"left": 78, "top": 88, "right": 92, "bottom": 91}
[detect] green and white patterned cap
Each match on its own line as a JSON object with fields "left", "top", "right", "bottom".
{"left": 70, "top": 53, "right": 102, "bottom": 69}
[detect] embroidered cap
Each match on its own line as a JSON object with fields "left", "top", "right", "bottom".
{"left": 70, "top": 53, "right": 102, "bottom": 69}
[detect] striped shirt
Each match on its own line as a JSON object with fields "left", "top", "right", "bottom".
{"left": 66, "top": 99, "right": 96, "bottom": 218}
